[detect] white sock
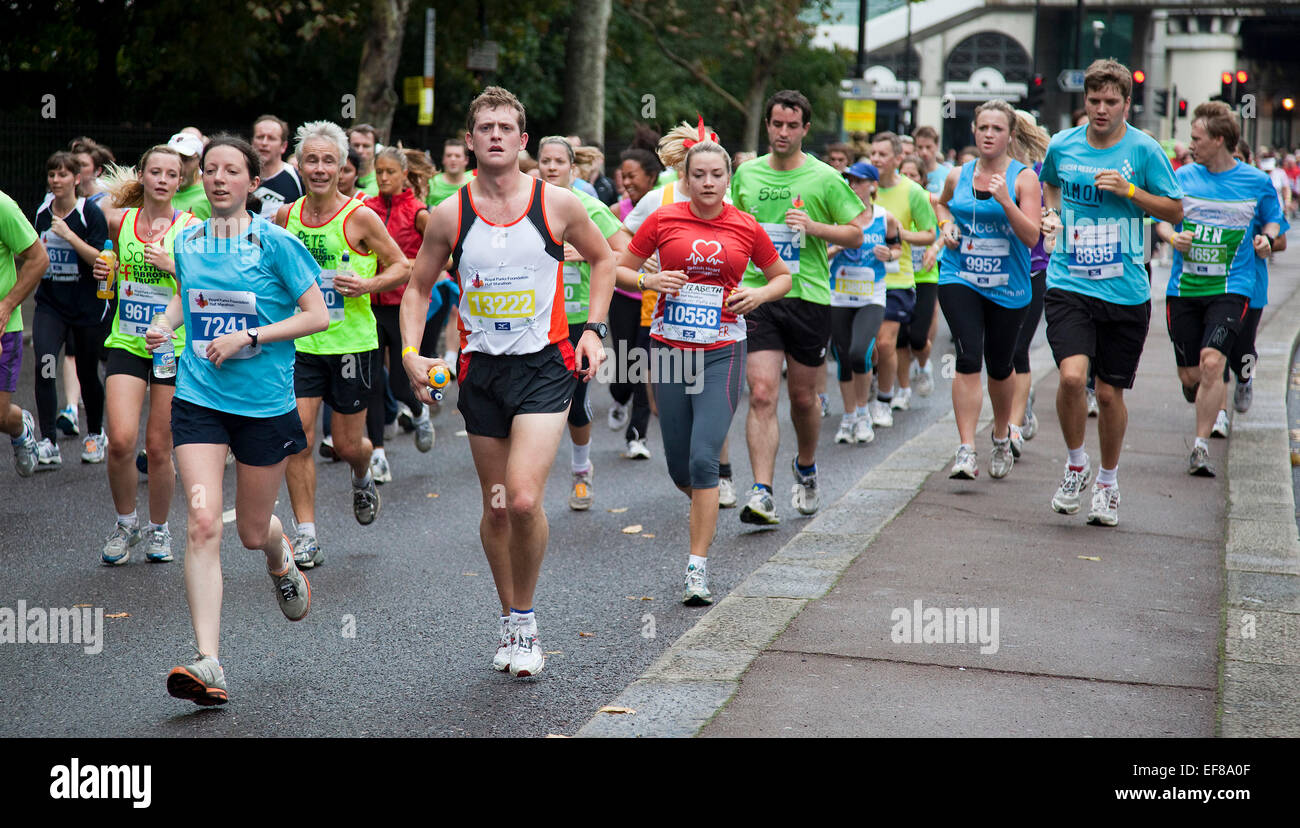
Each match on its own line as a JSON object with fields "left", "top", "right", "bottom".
{"left": 297, "top": 522, "right": 316, "bottom": 539}
{"left": 1068, "top": 446, "right": 1087, "bottom": 467}
{"left": 921, "top": 360, "right": 933, "bottom": 375}
{"left": 688, "top": 554, "right": 707, "bottom": 571}
{"left": 1097, "top": 466, "right": 1118, "bottom": 487}
{"left": 1194, "top": 436, "right": 1209, "bottom": 451}
{"left": 855, "top": 405, "right": 868, "bottom": 419}
{"left": 117, "top": 511, "right": 137, "bottom": 528}
{"left": 149, "top": 521, "right": 167, "bottom": 533}
{"left": 509, "top": 609, "right": 536, "bottom": 634}
{"left": 840, "top": 414, "right": 854, "bottom": 426}
{"left": 993, "top": 435, "right": 1010, "bottom": 447}
{"left": 571, "top": 441, "right": 591, "bottom": 472}
{"left": 959, "top": 443, "right": 975, "bottom": 453}
{"left": 353, "top": 470, "right": 373, "bottom": 487}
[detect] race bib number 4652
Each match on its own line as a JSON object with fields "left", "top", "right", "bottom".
{"left": 188, "top": 288, "right": 260, "bottom": 360}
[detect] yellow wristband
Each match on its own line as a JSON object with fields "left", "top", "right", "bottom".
{"left": 637, "top": 272, "right": 646, "bottom": 290}
{"left": 1127, "top": 182, "right": 1136, "bottom": 199}
{"left": 939, "top": 218, "right": 951, "bottom": 227}
{"left": 401, "top": 346, "right": 418, "bottom": 359}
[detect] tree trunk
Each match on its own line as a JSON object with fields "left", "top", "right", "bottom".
{"left": 741, "top": 63, "right": 772, "bottom": 153}
{"left": 562, "top": 0, "right": 612, "bottom": 146}
{"left": 355, "top": 0, "right": 411, "bottom": 143}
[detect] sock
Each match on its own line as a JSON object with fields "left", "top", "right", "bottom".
{"left": 117, "top": 511, "right": 138, "bottom": 528}
{"left": 372, "top": 447, "right": 386, "bottom": 461}
{"left": 718, "top": 462, "right": 732, "bottom": 479}
{"left": 840, "top": 414, "right": 854, "bottom": 427}
{"left": 921, "top": 360, "right": 932, "bottom": 375}
{"left": 571, "top": 441, "right": 591, "bottom": 472}
{"left": 353, "top": 470, "right": 373, "bottom": 487}
{"left": 149, "top": 521, "right": 168, "bottom": 533}
{"left": 688, "top": 554, "right": 707, "bottom": 571}
{"left": 509, "top": 608, "right": 536, "bottom": 634}
{"left": 877, "top": 386, "right": 894, "bottom": 403}
{"left": 795, "top": 459, "right": 816, "bottom": 476}
{"left": 754, "top": 483, "right": 772, "bottom": 494}
{"left": 1194, "top": 436, "right": 1209, "bottom": 451}
{"left": 297, "top": 522, "right": 316, "bottom": 539}
{"left": 855, "top": 405, "right": 868, "bottom": 419}
{"left": 960, "top": 443, "right": 975, "bottom": 452}
{"left": 993, "top": 436, "right": 1010, "bottom": 447}
{"left": 1097, "top": 466, "right": 1118, "bottom": 487}
{"left": 1067, "top": 446, "right": 1086, "bottom": 468}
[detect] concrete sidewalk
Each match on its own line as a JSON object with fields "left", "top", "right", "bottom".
{"left": 580, "top": 250, "right": 1300, "bottom": 738}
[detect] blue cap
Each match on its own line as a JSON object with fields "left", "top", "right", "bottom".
{"left": 843, "top": 162, "right": 879, "bottom": 181}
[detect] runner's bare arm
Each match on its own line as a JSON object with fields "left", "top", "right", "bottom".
{"left": 1093, "top": 170, "right": 1182, "bottom": 223}
{"left": 207, "top": 284, "right": 329, "bottom": 368}
{"left": 274, "top": 204, "right": 291, "bottom": 228}
{"left": 1004, "top": 167, "right": 1044, "bottom": 248}
{"left": 399, "top": 200, "right": 457, "bottom": 406}
{"left": 0, "top": 238, "right": 48, "bottom": 339}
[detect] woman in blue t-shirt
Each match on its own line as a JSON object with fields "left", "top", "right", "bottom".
{"left": 935, "top": 99, "right": 1042, "bottom": 481}
{"left": 145, "top": 134, "right": 329, "bottom": 707}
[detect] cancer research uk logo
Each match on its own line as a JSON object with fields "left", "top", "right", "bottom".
{"left": 0, "top": 601, "right": 104, "bottom": 654}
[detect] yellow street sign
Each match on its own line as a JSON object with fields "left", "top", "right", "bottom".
{"left": 843, "top": 99, "right": 876, "bottom": 133}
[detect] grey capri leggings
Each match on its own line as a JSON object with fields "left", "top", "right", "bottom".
{"left": 652, "top": 339, "right": 746, "bottom": 490}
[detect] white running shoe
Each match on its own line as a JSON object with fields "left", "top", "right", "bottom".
{"left": 1021, "top": 394, "right": 1038, "bottom": 441}
{"left": 682, "top": 562, "right": 712, "bottom": 605}
{"left": 914, "top": 362, "right": 934, "bottom": 396}
{"left": 12, "top": 409, "right": 38, "bottom": 478}
{"left": 1189, "top": 444, "right": 1215, "bottom": 477}
{"left": 1086, "top": 482, "right": 1120, "bottom": 526}
{"left": 853, "top": 415, "right": 875, "bottom": 445}
{"left": 1008, "top": 425, "right": 1023, "bottom": 459}
{"left": 624, "top": 438, "right": 651, "bottom": 460}
{"left": 1051, "top": 458, "right": 1093, "bottom": 515}
{"left": 790, "top": 457, "right": 820, "bottom": 515}
{"left": 949, "top": 445, "right": 978, "bottom": 480}
{"left": 608, "top": 401, "right": 629, "bottom": 431}
{"left": 81, "top": 431, "right": 107, "bottom": 464}
{"left": 569, "top": 464, "right": 594, "bottom": 511}
{"left": 1086, "top": 389, "right": 1099, "bottom": 418}
{"left": 989, "top": 440, "right": 1014, "bottom": 479}
{"left": 739, "top": 486, "right": 780, "bottom": 526}
{"left": 835, "top": 418, "right": 855, "bottom": 444}
{"left": 370, "top": 452, "right": 392, "bottom": 484}
{"left": 492, "top": 617, "right": 513, "bottom": 671}
{"left": 1233, "top": 378, "right": 1253, "bottom": 413}
{"left": 1210, "top": 409, "right": 1229, "bottom": 439}
{"left": 36, "top": 437, "right": 62, "bottom": 468}
{"left": 509, "top": 624, "right": 545, "bottom": 677}
{"left": 717, "top": 477, "right": 737, "bottom": 508}
{"left": 890, "top": 387, "right": 912, "bottom": 410}
{"left": 869, "top": 400, "right": 893, "bottom": 428}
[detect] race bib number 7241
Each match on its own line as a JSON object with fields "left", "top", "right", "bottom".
{"left": 188, "top": 288, "right": 260, "bottom": 360}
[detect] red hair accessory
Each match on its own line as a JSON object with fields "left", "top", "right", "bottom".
{"left": 682, "top": 114, "right": 719, "bottom": 149}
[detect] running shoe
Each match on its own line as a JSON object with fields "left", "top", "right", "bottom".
{"left": 292, "top": 532, "right": 324, "bottom": 569}
{"left": 989, "top": 440, "right": 1014, "bottom": 479}
{"left": 790, "top": 457, "right": 820, "bottom": 515}
{"left": 319, "top": 435, "right": 338, "bottom": 461}
{"left": 492, "top": 617, "right": 513, "bottom": 671}
{"left": 1211, "top": 409, "right": 1229, "bottom": 439}
{"left": 353, "top": 477, "right": 381, "bottom": 525}
{"left": 1022, "top": 392, "right": 1038, "bottom": 441}
{"left": 146, "top": 525, "right": 174, "bottom": 563}
{"left": 913, "top": 361, "right": 935, "bottom": 397}
{"left": 509, "top": 624, "right": 544, "bottom": 677}
{"left": 853, "top": 415, "right": 875, "bottom": 445}
{"left": 1189, "top": 444, "right": 1215, "bottom": 477}
{"left": 413, "top": 407, "right": 434, "bottom": 453}
{"left": 383, "top": 420, "right": 398, "bottom": 441}
{"left": 949, "top": 445, "right": 978, "bottom": 480}
{"left": 1086, "top": 389, "right": 1099, "bottom": 417}
{"left": 101, "top": 521, "right": 142, "bottom": 566}
{"left": 740, "top": 485, "right": 780, "bottom": 526}
{"left": 818, "top": 393, "right": 830, "bottom": 418}
{"left": 1008, "top": 425, "right": 1023, "bottom": 459}
{"left": 869, "top": 373, "right": 879, "bottom": 400}
{"left": 608, "top": 401, "right": 629, "bottom": 431}
{"left": 370, "top": 453, "right": 392, "bottom": 484}
{"left": 1233, "top": 378, "right": 1253, "bottom": 413}
{"left": 166, "top": 654, "right": 228, "bottom": 706}
{"left": 869, "top": 400, "right": 894, "bottom": 428}
{"left": 682, "top": 562, "right": 712, "bottom": 606}
{"left": 81, "top": 431, "right": 106, "bottom": 464}
{"left": 1051, "top": 458, "right": 1093, "bottom": 515}
{"left": 717, "top": 477, "right": 737, "bottom": 508}
{"left": 624, "top": 438, "right": 651, "bottom": 460}
{"left": 12, "top": 409, "right": 37, "bottom": 478}
{"left": 569, "top": 464, "right": 594, "bottom": 511}
{"left": 395, "top": 402, "right": 416, "bottom": 433}
{"left": 442, "top": 350, "right": 458, "bottom": 378}
{"left": 1086, "top": 482, "right": 1120, "bottom": 527}
{"left": 35, "top": 438, "right": 61, "bottom": 468}
{"left": 835, "top": 417, "right": 855, "bottom": 444}
{"left": 270, "top": 535, "right": 311, "bottom": 621}
{"left": 135, "top": 449, "right": 148, "bottom": 476}
{"left": 891, "top": 387, "right": 913, "bottom": 410}
{"left": 56, "top": 404, "right": 78, "bottom": 437}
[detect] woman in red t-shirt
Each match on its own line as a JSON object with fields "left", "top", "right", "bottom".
{"left": 616, "top": 140, "right": 790, "bottom": 606}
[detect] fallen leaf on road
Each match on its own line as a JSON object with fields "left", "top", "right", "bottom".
{"left": 599, "top": 706, "right": 635, "bottom": 715}
{"left": 578, "top": 632, "right": 595, "bottom": 638}
{"left": 426, "top": 492, "right": 439, "bottom": 498}
{"left": 462, "top": 572, "right": 478, "bottom": 577}
{"left": 621, "top": 524, "right": 643, "bottom": 534}
{"left": 641, "top": 533, "right": 655, "bottom": 538}
{"left": 105, "top": 612, "right": 130, "bottom": 619}
{"left": 608, "top": 507, "right": 628, "bottom": 513}
{"left": 73, "top": 603, "right": 92, "bottom": 608}
{"left": 1077, "top": 556, "right": 1101, "bottom": 562}
{"left": 625, "top": 596, "right": 653, "bottom": 601}
{"left": 545, "top": 651, "right": 563, "bottom": 655}
{"left": 545, "top": 734, "right": 571, "bottom": 738}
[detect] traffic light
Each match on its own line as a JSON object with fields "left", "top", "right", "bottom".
{"left": 1285, "top": 97, "right": 1296, "bottom": 112}
{"left": 1132, "top": 69, "right": 1145, "bottom": 110}
{"left": 1155, "top": 90, "right": 1169, "bottom": 117}
{"left": 1026, "top": 73, "right": 1045, "bottom": 111}
{"left": 1236, "top": 69, "right": 1252, "bottom": 106}
{"left": 1178, "top": 98, "right": 1188, "bottom": 117}
{"left": 1221, "top": 71, "right": 1234, "bottom": 104}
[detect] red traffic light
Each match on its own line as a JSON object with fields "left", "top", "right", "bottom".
{"left": 1032, "top": 75, "right": 1043, "bottom": 87}
{"left": 1133, "top": 69, "right": 1145, "bottom": 84}
{"left": 1237, "top": 70, "right": 1249, "bottom": 84}
{"left": 1222, "top": 71, "right": 1234, "bottom": 85}
{"left": 1178, "top": 99, "right": 1188, "bottom": 116}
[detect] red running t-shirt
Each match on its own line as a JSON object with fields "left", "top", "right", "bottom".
{"left": 628, "top": 201, "right": 780, "bottom": 350}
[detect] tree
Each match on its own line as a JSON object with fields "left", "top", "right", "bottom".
{"left": 354, "top": 0, "right": 413, "bottom": 141}
{"left": 562, "top": 0, "right": 612, "bottom": 145}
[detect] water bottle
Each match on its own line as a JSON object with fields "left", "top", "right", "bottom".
{"left": 96, "top": 241, "right": 117, "bottom": 300}
{"left": 427, "top": 364, "right": 450, "bottom": 402}
{"left": 149, "top": 312, "right": 176, "bottom": 378}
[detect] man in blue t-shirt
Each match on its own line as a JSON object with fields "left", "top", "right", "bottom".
{"left": 1155, "top": 101, "right": 1285, "bottom": 478}
{"left": 1039, "top": 58, "right": 1183, "bottom": 527}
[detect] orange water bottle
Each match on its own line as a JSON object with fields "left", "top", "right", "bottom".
{"left": 427, "top": 364, "right": 451, "bottom": 402}
{"left": 96, "top": 241, "right": 117, "bottom": 300}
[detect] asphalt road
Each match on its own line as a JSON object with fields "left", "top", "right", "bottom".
{"left": 0, "top": 305, "right": 985, "bottom": 737}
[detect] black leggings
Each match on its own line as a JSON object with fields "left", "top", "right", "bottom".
{"left": 608, "top": 292, "right": 651, "bottom": 440}
{"left": 937, "top": 283, "right": 1030, "bottom": 381}
{"left": 899, "top": 281, "right": 938, "bottom": 351}
{"left": 1229, "top": 306, "right": 1263, "bottom": 383}
{"left": 831, "top": 304, "right": 884, "bottom": 383}
{"left": 367, "top": 304, "right": 425, "bottom": 447}
{"left": 1012, "top": 270, "right": 1047, "bottom": 374}
{"left": 33, "top": 310, "right": 108, "bottom": 439}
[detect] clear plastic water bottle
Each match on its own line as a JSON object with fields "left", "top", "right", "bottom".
{"left": 150, "top": 312, "right": 176, "bottom": 378}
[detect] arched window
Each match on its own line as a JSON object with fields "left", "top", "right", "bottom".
{"left": 945, "top": 32, "right": 1032, "bottom": 84}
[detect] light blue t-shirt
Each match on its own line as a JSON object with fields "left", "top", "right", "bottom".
{"left": 1168, "top": 161, "right": 1283, "bottom": 298}
{"left": 939, "top": 159, "right": 1033, "bottom": 309}
{"left": 926, "top": 165, "right": 951, "bottom": 195}
{"left": 1249, "top": 211, "right": 1290, "bottom": 309}
{"left": 829, "top": 206, "right": 892, "bottom": 308}
{"left": 173, "top": 216, "right": 321, "bottom": 417}
{"left": 1040, "top": 123, "right": 1181, "bottom": 305}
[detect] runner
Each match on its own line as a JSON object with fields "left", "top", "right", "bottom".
{"left": 867, "top": 131, "right": 937, "bottom": 426}
{"left": 399, "top": 86, "right": 615, "bottom": 677}
{"left": 914, "top": 126, "right": 951, "bottom": 195}
{"left": 1039, "top": 59, "right": 1183, "bottom": 525}
{"left": 274, "top": 121, "right": 410, "bottom": 568}
{"left": 167, "top": 133, "right": 211, "bottom": 220}
{"left": 827, "top": 162, "right": 898, "bottom": 446}
{"left": 535, "top": 135, "right": 629, "bottom": 511}
{"left": 338, "top": 148, "right": 365, "bottom": 200}
{"left": 251, "top": 115, "right": 303, "bottom": 219}
{"left": 731, "top": 90, "right": 869, "bottom": 524}
{"left": 617, "top": 137, "right": 790, "bottom": 603}
{"left": 69, "top": 138, "right": 114, "bottom": 208}
{"left": 1155, "top": 100, "right": 1283, "bottom": 476}
{"left": 149, "top": 134, "right": 327, "bottom": 706}
{"left": 93, "top": 146, "right": 199, "bottom": 564}
{"left": 898, "top": 154, "right": 941, "bottom": 397}
{"left": 31, "top": 151, "right": 110, "bottom": 469}
{"left": 348, "top": 124, "right": 379, "bottom": 197}
{"left": 0, "top": 188, "right": 47, "bottom": 478}
{"left": 934, "top": 99, "right": 1041, "bottom": 480}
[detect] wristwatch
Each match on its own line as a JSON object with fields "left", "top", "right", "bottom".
{"left": 583, "top": 322, "right": 608, "bottom": 339}
{"left": 247, "top": 328, "right": 259, "bottom": 348}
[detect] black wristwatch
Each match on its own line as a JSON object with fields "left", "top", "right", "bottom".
{"left": 247, "top": 328, "right": 259, "bottom": 348}
{"left": 1265, "top": 232, "right": 1278, "bottom": 249}
{"left": 583, "top": 321, "right": 608, "bottom": 339}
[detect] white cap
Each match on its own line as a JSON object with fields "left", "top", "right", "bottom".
{"left": 167, "top": 132, "right": 203, "bottom": 158}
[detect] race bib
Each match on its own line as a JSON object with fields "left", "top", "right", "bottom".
{"left": 1183, "top": 221, "right": 1243, "bottom": 277}
{"left": 1066, "top": 223, "right": 1123, "bottom": 280}
{"left": 43, "top": 233, "right": 79, "bottom": 281}
{"left": 958, "top": 237, "right": 1011, "bottom": 288}
{"left": 659, "top": 283, "right": 723, "bottom": 344}
{"left": 911, "top": 246, "right": 926, "bottom": 272}
{"left": 462, "top": 267, "right": 538, "bottom": 334}
{"left": 562, "top": 264, "right": 584, "bottom": 315}
{"left": 188, "top": 289, "right": 260, "bottom": 361}
{"left": 318, "top": 271, "right": 347, "bottom": 322}
{"left": 117, "top": 281, "right": 173, "bottom": 338}
{"left": 831, "top": 265, "right": 882, "bottom": 308}
{"left": 760, "top": 223, "right": 801, "bottom": 275}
